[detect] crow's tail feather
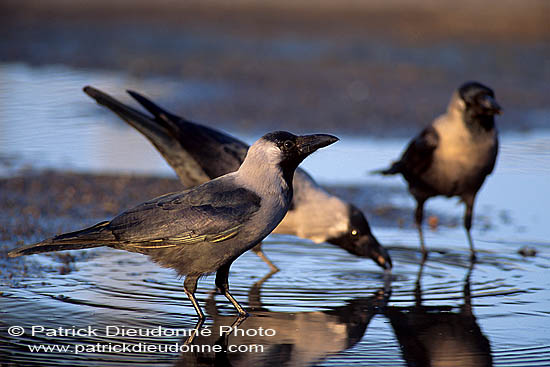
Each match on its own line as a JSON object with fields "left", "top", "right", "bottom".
{"left": 371, "top": 161, "right": 402, "bottom": 175}
{"left": 8, "top": 221, "right": 113, "bottom": 257}
{"left": 83, "top": 85, "right": 174, "bottom": 139}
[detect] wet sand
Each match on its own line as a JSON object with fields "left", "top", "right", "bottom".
{"left": 0, "top": 171, "right": 174, "bottom": 281}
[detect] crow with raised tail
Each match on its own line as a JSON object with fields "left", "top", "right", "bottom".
{"left": 83, "top": 86, "right": 392, "bottom": 271}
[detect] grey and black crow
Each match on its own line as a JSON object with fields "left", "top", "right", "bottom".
{"left": 376, "top": 82, "right": 501, "bottom": 258}
{"left": 83, "top": 86, "right": 392, "bottom": 270}
{"left": 9, "top": 131, "right": 338, "bottom": 318}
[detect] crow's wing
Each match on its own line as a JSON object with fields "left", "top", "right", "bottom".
{"left": 399, "top": 125, "right": 439, "bottom": 178}
{"left": 108, "top": 179, "right": 261, "bottom": 249}
{"left": 485, "top": 137, "right": 499, "bottom": 176}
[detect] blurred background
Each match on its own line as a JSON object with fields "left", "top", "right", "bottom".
{"left": 1, "top": 0, "right": 549, "bottom": 133}
{"left": 0, "top": 0, "right": 548, "bottom": 174}
{"left": 1, "top": 1, "right": 549, "bottom": 365}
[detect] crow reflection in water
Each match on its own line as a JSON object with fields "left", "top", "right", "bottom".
{"left": 384, "top": 260, "right": 493, "bottom": 367}
{"left": 176, "top": 271, "right": 391, "bottom": 367}
{"left": 178, "top": 261, "right": 492, "bottom": 366}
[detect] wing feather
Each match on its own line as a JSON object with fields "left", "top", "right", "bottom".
{"left": 107, "top": 180, "right": 260, "bottom": 247}
{"left": 399, "top": 125, "right": 439, "bottom": 178}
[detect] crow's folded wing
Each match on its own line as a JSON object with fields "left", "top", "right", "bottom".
{"left": 108, "top": 180, "right": 261, "bottom": 248}
{"left": 399, "top": 125, "right": 439, "bottom": 178}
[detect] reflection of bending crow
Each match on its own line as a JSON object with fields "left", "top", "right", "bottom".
{"left": 9, "top": 131, "right": 337, "bottom": 319}
{"left": 84, "top": 86, "right": 391, "bottom": 271}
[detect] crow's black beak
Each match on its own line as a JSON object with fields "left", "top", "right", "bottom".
{"left": 297, "top": 134, "right": 339, "bottom": 156}
{"left": 326, "top": 231, "right": 393, "bottom": 271}
{"left": 362, "top": 234, "right": 393, "bottom": 270}
{"left": 479, "top": 94, "right": 502, "bottom": 115}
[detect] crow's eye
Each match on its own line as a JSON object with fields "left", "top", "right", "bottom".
{"left": 283, "top": 140, "right": 295, "bottom": 149}
{"left": 351, "top": 229, "right": 359, "bottom": 237}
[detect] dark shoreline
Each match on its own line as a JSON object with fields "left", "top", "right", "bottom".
{"left": 3, "top": 0, "right": 549, "bottom": 42}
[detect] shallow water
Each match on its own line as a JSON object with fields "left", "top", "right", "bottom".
{"left": 1, "top": 63, "right": 549, "bottom": 365}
